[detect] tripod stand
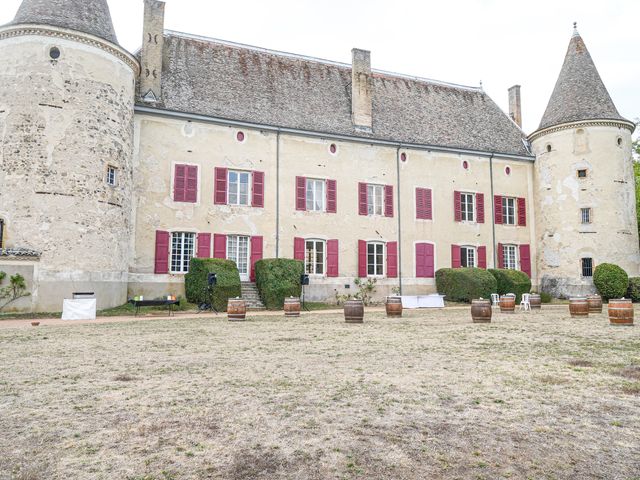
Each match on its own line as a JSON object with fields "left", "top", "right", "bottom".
{"left": 197, "top": 284, "right": 219, "bottom": 314}
{"left": 301, "top": 283, "right": 310, "bottom": 312}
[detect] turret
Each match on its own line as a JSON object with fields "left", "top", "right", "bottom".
{"left": 530, "top": 24, "right": 638, "bottom": 297}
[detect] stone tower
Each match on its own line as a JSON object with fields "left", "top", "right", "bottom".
{"left": 0, "top": 0, "right": 139, "bottom": 310}
{"left": 530, "top": 25, "right": 639, "bottom": 298}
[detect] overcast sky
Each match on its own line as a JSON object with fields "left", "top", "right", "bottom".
{"left": 2, "top": 0, "right": 638, "bottom": 133}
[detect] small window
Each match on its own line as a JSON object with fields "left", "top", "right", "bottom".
{"left": 400, "top": 153, "right": 407, "bottom": 162}
{"left": 367, "top": 242, "right": 385, "bottom": 276}
{"left": 462, "top": 160, "right": 469, "bottom": 170}
{"left": 305, "top": 239, "right": 325, "bottom": 275}
{"left": 581, "top": 258, "right": 594, "bottom": 277}
{"left": 306, "top": 179, "right": 326, "bottom": 212}
{"left": 170, "top": 232, "right": 195, "bottom": 274}
{"left": 503, "top": 245, "right": 518, "bottom": 270}
{"left": 461, "top": 192, "right": 475, "bottom": 222}
{"left": 49, "top": 47, "right": 61, "bottom": 60}
{"left": 367, "top": 184, "right": 384, "bottom": 216}
{"left": 617, "top": 137, "right": 623, "bottom": 147}
{"left": 505, "top": 166, "right": 511, "bottom": 176}
{"left": 0, "top": 218, "right": 4, "bottom": 249}
{"left": 502, "top": 197, "right": 516, "bottom": 225}
{"left": 228, "top": 170, "right": 251, "bottom": 206}
{"left": 581, "top": 208, "right": 592, "bottom": 224}
{"left": 577, "top": 169, "right": 587, "bottom": 179}
{"left": 460, "top": 246, "right": 476, "bottom": 268}
{"left": 236, "top": 131, "right": 245, "bottom": 142}
{"left": 106, "top": 166, "right": 117, "bottom": 186}
{"left": 546, "top": 144, "right": 552, "bottom": 153}
{"left": 329, "top": 144, "right": 337, "bottom": 155}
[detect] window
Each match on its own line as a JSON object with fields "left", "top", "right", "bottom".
{"left": 0, "top": 218, "right": 4, "bottom": 249}
{"left": 367, "top": 242, "right": 384, "bottom": 276}
{"left": 49, "top": 47, "right": 61, "bottom": 60}
{"left": 106, "top": 166, "right": 117, "bottom": 186}
{"left": 461, "top": 246, "right": 476, "bottom": 268}
{"left": 228, "top": 170, "right": 251, "bottom": 206}
{"left": 305, "top": 240, "right": 325, "bottom": 275}
{"left": 367, "top": 185, "right": 384, "bottom": 216}
{"left": 170, "top": 232, "right": 195, "bottom": 273}
{"left": 582, "top": 258, "right": 594, "bottom": 277}
{"left": 502, "top": 197, "right": 516, "bottom": 225}
{"left": 503, "top": 245, "right": 518, "bottom": 270}
{"left": 306, "top": 179, "right": 326, "bottom": 212}
{"left": 577, "top": 169, "right": 587, "bottom": 179}
{"left": 581, "top": 208, "right": 592, "bottom": 224}
{"left": 227, "top": 235, "right": 250, "bottom": 279}
{"left": 461, "top": 193, "right": 475, "bottom": 222}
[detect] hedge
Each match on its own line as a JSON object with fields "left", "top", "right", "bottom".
{"left": 184, "top": 258, "right": 241, "bottom": 311}
{"left": 627, "top": 277, "right": 640, "bottom": 302}
{"left": 593, "top": 263, "right": 628, "bottom": 300}
{"left": 488, "top": 269, "right": 532, "bottom": 303}
{"left": 435, "top": 268, "right": 497, "bottom": 303}
{"left": 255, "top": 258, "right": 304, "bottom": 309}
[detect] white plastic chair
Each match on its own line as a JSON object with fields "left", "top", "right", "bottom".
{"left": 491, "top": 294, "right": 500, "bottom": 306}
{"left": 520, "top": 293, "right": 531, "bottom": 311}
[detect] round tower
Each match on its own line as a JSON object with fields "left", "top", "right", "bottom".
{"left": 530, "top": 25, "right": 639, "bottom": 298}
{"left": 0, "top": 0, "right": 139, "bottom": 311}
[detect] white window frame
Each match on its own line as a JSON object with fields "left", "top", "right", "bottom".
{"left": 305, "top": 239, "right": 326, "bottom": 275}
{"left": 460, "top": 246, "right": 477, "bottom": 268}
{"left": 461, "top": 192, "right": 475, "bottom": 222}
{"left": 170, "top": 232, "right": 196, "bottom": 274}
{"left": 367, "top": 242, "right": 385, "bottom": 277}
{"left": 306, "top": 179, "right": 326, "bottom": 212}
{"left": 581, "top": 208, "right": 592, "bottom": 224}
{"left": 227, "top": 235, "right": 250, "bottom": 280}
{"left": 106, "top": 165, "right": 117, "bottom": 187}
{"left": 367, "top": 184, "right": 384, "bottom": 216}
{"left": 581, "top": 257, "right": 594, "bottom": 277}
{"left": 502, "top": 197, "right": 516, "bottom": 225}
{"left": 228, "top": 170, "right": 252, "bottom": 206}
{"left": 503, "top": 244, "right": 518, "bottom": 270}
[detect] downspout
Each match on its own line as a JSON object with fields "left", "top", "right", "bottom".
{"left": 396, "top": 146, "right": 403, "bottom": 295}
{"left": 489, "top": 153, "right": 496, "bottom": 267}
{"left": 275, "top": 130, "right": 281, "bottom": 258}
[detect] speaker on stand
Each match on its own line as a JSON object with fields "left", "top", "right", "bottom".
{"left": 300, "top": 273, "right": 310, "bottom": 312}
{"left": 198, "top": 272, "right": 219, "bottom": 314}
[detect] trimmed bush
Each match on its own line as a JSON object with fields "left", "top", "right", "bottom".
{"left": 627, "top": 277, "right": 640, "bottom": 302}
{"left": 540, "top": 292, "right": 552, "bottom": 304}
{"left": 255, "top": 258, "right": 304, "bottom": 309}
{"left": 593, "top": 263, "right": 628, "bottom": 300}
{"left": 488, "top": 269, "right": 532, "bottom": 303}
{"left": 435, "top": 268, "right": 497, "bottom": 303}
{"left": 185, "top": 258, "right": 241, "bottom": 311}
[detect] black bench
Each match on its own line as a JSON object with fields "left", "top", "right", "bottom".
{"left": 129, "top": 299, "right": 180, "bottom": 317}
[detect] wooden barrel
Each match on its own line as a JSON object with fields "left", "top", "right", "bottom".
{"left": 344, "top": 300, "right": 364, "bottom": 323}
{"left": 569, "top": 297, "right": 589, "bottom": 318}
{"left": 227, "top": 298, "right": 247, "bottom": 321}
{"left": 471, "top": 299, "right": 492, "bottom": 323}
{"left": 529, "top": 294, "right": 542, "bottom": 310}
{"left": 385, "top": 296, "right": 403, "bottom": 318}
{"left": 284, "top": 297, "right": 301, "bottom": 317}
{"left": 499, "top": 295, "right": 516, "bottom": 313}
{"left": 587, "top": 294, "right": 603, "bottom": 314}
{"left": 608, "top": 298, "right": 634, "bottom": 326}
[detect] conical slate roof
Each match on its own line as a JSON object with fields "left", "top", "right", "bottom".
{"left": 538, "top": 29, "right": 627, "bottom": 130}
{"left": 7, "top": 0, "right": 119, "bottom": 45}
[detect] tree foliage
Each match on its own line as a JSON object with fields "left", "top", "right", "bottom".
{"left": 0, "top": 272, "right": 31, "bottom": 311}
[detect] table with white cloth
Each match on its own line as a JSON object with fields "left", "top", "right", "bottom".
{"left": 62, "top": 299, "right": 97, "bottom": 321}
{"left": 401, "top": 295, "right": 446, "bottom": 309}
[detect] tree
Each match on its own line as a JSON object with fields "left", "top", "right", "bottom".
{"left": 0, "top": 272, "right": 31, "bottom": 311}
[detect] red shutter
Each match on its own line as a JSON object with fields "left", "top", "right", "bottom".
{"left": 451, "top": 245, "right": 461, "bottom": 268}
{"left": 154, "top": 231, "right": 170, "bottom": 274}
{"left": 213, "top": 234, "right": 226, "bottom": 259}
{"left": 358, "top": 183, "right": 368, "bottom": 216}
{"left": 294, "top": 237, "right": 305, "bottom": 261}
{"left": 358, "top": 240, "right": 367, "bottom": 277}
{"left": 326, "top": 179, "right": 337, "bottom": 213}
{"left": 520, "top": 244, "right": 532, "bottom": 278}
{"left": 518, "top": 197, "right": 527, "bottom": 227}
{"left": 425, "top": 188, "right": 433, "bottom": 220}
{"left": 214, "top": 167, "right": 228, "bottom": 205}
{"left": 174, "top": 165, "right": 186, "bottom": 202}
{"left": 250, "top": 236, "right": 263, "bottom": 281}
{"left": 416, "top": 188, "right": 432, "bottom": 220}
{"left": 387, "top": 241, "right": 398, "bottom": 278}
{"left": 197, "top": 233, "right": 211, "bottom": 258}
{"left": 497, "top": 243, "right": 504, "bottom": 269}
{"left": 327, "top": 239, "right": 339, "bottom": 277}
{"left": 494, "top": 195, "right": 503, "bottom": 225}
{"left": 385, "top": 185, "right": 394, "bottom": 218}
{"left": 296, "top": 176, "right": 306, "bottom": 211}
{"left": 185, "top": 165, "right": 198, "bottom": 203}
{"left": 252, "top": 171, "right": 264, "bottom": 208}
{"left": 477, "top": 246, "right": 487, "bottom": 269}
{"left": 416, "top": 243, "right": 426, "bottom": 277}
{"left": 425, "top": 243, "right": 435, "bottom": 278}
{"left": 476, "top": 193, "right": 485, "bottom": 223}
{"left": 454, "top": 191, "right": 462, "bottom": 222}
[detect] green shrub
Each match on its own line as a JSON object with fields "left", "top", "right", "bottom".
{"left": 185, "top": 258, "right": 241, "bottom": 312}
{"left": 540, "top": 292, "right": 552, "bottom": 304}
{"left": 627, "top": 277, "right": 640, "bottom": 302}
{"left": 488, "top": 269, "right": 532, "bottom": 303}
{"left": 593, "top": 263, "right": 628, "bottom": 300}
{"left": 435, "top": 268, "right": 497, "bottom": 303}
{"left": 255, "top": 258, "right": 304, "bottom": 309}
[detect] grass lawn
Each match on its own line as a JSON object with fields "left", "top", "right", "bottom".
{"left": 0, "top": 308, "right": 639, "bottom": 479}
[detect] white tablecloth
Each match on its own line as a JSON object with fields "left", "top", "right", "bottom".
{"left": 62, "top": 299, "right": 97, "bottom": 321}
{"left": 401, "top": 295, "right": 445, "bottom": 309}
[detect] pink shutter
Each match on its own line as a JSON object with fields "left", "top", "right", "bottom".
{"left": 250, "top": 236, "right": 263, "bottom": 281}
{"left": 294, "top": 237, "right": 305, "bottom": 261}
{"left": 520, "top": 244, "right": 532, "bottom": 278}
{"left": 476, "top": 193, "right": 485, "bottom": 223}
{"left": 518, "top": 197, "right": 527, "bottom": 227}
{"left": 358, "top": 240, "right": 367, "bottom": 277}
{"left": 197, "top": 233, "right": 211, "bottom": 258}
{"left": 154, "top": 231, "right": 170, "bottom": 274}
{"left": 387, "top": 241, "right": 398, "bottom": 278}
{"left": 296, "top": 176, "right": 306, "bottom": 211}
{"left": 497, "top": 243, "right": 504, "bottom": 269}
{"left": 214, "top": 167, "right": 228, "bottom": 205}
{"left": 425, "top": 243, "right": 435, "bottom": 278}
{"left": 385, "top": 185, "right": 394, "bottom": 218}
{"left": 416, "top": 188, "right": 430, "bottom": 220}
{"left": 327, "top": 239, "right": 339, "bottom": 277}
{"left": 425, "top": 189, "right": 433, "bottom": 220}
{"left": 252, "top": 171, "right": 264, "bottom": 208}
{"left": 494, "top": 195, "right": 503, "bottom": 225}
{"left": 173, "top": 164, "right": 186, "bottom": 202}
{"left": 454, "top": 191, "right": 462, "bottom": 222}
{"left": 477, "top": 246, "right": 487, "bottom": 269}
{"left": 213, "top": 234, "right": 226, "bottom": 259}
{"left": 358, "top": 183, "right": 368, "bottom": 216}
{"left": 185, "top": 165, "right": 198, "bottom": 203}
{"left": 326, "top": 179, "right": 337, "bottom": 213}
{"left": 416, "top": 243, "right": 426, "bottom": 277}
{"left": 451, "top": 245, "right": 461, "bottom": 268}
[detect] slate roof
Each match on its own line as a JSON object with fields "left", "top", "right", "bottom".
{"left": 156, "top": 32, "right": 531, "bottom": 157}
{"left": 538, "top": 31, "right": 628, "bottom": 130}
{"left": 6, "top": 0, "right": 119, "bottom": 45}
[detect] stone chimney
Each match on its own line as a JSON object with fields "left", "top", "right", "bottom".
{"left": 351, "top": 48, "right": 373, "bottom": 130}
{"left": 508, "top": 85, "right": 522, "bottom": 128}
{"left": 140, "top": 0, "right": 165, "bottom": 103}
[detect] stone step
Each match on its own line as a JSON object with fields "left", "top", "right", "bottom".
{"left": 239, "top": 282, "right": 265, "bottom": 309}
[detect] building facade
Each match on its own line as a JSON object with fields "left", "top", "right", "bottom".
{"left": 0, "top": 0, "right": 637, "bottom": 312}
